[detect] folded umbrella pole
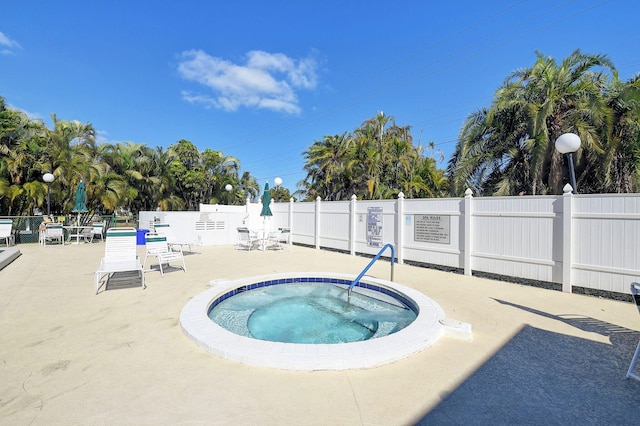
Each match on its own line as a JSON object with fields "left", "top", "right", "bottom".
{"left": 71, "top": 180, "right": 89, "bottom": 244}
{"left": 259, "top": 183, "right": 273, "bottom": 250}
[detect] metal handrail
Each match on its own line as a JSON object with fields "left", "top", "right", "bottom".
{"left": 348, "top": 243, "right": 395, "bottom": 298}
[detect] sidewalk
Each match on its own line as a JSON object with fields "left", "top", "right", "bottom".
{"left": 1, "top": 242, "right": 639, "bottom": 425}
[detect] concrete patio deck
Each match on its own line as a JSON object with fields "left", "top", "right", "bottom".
{"left": 1, "top": 242, "right": 639, "bottom": 425}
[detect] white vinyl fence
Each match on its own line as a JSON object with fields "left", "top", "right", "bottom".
{"left": 140, "top": 188, "right": 640, "bottom": 296}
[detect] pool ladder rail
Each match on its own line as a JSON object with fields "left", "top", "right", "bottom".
{"left": 348, "top": 243, "right": 395, "bottom": 298}
{"left": 347, "top": 243, "right": 474, "bottom": 341}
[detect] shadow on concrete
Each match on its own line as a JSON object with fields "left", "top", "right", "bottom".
{"left": 103, "top": 271, "right": 145, "bottom": 292}
{"left": 417, "top": 299, "right": 640, "bottom": 425}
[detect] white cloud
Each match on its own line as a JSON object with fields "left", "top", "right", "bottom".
{"left": 95, "top": 129, "right": 110, "bottom": 145}
{"left": 0, "top": 31, "right": 21, "bottom": 55}
{"left": 7, "top": 103, "right": 41, "bottom": 121}
{"left": 177, "top": 49, "right": 319, "bottom": 114}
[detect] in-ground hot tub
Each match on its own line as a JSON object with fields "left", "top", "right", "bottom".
{"left": 180, "top": 272, "right": 447, "bottom": 370}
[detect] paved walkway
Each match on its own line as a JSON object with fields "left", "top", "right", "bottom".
{"left": 1, "top": 242, "right": 640, "bottom": 425}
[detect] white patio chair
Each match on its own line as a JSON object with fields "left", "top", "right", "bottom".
{"left": 67, "top": 225, "right": 93, "bottom": 244}
{"left": 267, "top": 227, "right": 290, "bottom": 250}
{"left": 143, "top": 232, "right": 186, "bottom": 277}
{"left": 153, "top": 223, "right": 195, "bottom": 252}
{"left": 43, "top": 223, "right": 65, "bottom": 246}
{"left": 90, "top": 222, "right": 105, "bottom": 242}
{"left": 0, "top": 219, "right": 14, "bottom": 247}
{"left": 236, "top": 227, "right": 258, "bottom": 251}
{"left": 626, "top": 282, "right": 640, "bottom": 381}
{"left": 95, "top": 227, "right": 145, "bottom": 294}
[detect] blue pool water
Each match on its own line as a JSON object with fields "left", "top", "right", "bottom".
{"left": 208, "top": 282, "right": 417, "bottom": 344}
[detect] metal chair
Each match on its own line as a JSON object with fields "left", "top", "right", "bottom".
{"left": 43, "top": 223, "right": 65, "bottom": 246}
{"left": 236, "top": 227, "right": 258, "bottom": 251}
{"left": 153, "top": 222, "right": 194, "bottom": 252}
{"left": 90, "top": 222, "right": 105, "bottom": 242}
{"left": 267, "top": 227, "right": 290, "bottom": 250}
{"left": 626, "top": 282, "right": 640, "bottom": 381}
{"left": 143, "top": 232, "right": 186, "bottom": 277}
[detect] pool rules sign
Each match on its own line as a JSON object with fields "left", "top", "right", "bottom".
{"left": 414, "top": 215, "right": 450, "bottom": 244}
{"left": 366, "top": 207, "right": 383, "bottom": 247}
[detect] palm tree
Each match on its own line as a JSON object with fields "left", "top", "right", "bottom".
{"left": 383, "top": 128, "right": 417, "bottom": 197}
{"left": 449, "top": 50, "right": 616, "bottom": 195}
{"left": 200, "top": 148, "right": 240, "bottom": 204}
{"left": 45, "top": 114, "right": 96, "bottom": 211}
{"left": 301, "top": 113, "right": 444, "bottom": 200}
{"left": 0, "top": 97, "right": 265, "bottom": 215}
{"left": 153, "top": 147, "right": 184, "bottom": 211}
{"left": 238, "top": 171, "right": 259, "bottom": 202}
{"left": 302, "top": 132, "right": 353, "bottom": 201}
{"left": 596, "top": 74, "right": 640, "bottom": 192}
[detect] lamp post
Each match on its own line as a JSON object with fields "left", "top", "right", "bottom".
{"left": 555, "top": 133, "right": 581, "bottom": 194}
{"left": 225, "top": 184, "right": 233, "bottom": 205}
{"left": 43, "top": 173, "right": 55, "bottom": 216}
{"left": 274, "top": 177, "right": 282, "bottom": 202}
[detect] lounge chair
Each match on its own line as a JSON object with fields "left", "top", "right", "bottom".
{"left": 236, "top": 227, "right": 258, "bottom": 251}
{"left": 143, "top": 232, "right": 186, "bottom": 277}
{"left": 43, "top": 223, "right": 65, "bottom": 246}
{"left": 626, "top": 282, "right": 640, "bottom": 381}
{"left": 0, "top": 219, "right": 14, "bottom": 247}
{"left": 95, "top": 227, "right": 145, "bottom": 294}
{"left": 153, "top": 223, "right": 195, "bottom": 252}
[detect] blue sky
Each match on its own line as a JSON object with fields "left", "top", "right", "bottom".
{"left": 1, "top": 0, "right": 638, "bottom": 193}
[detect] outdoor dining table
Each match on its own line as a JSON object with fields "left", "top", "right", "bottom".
{"left": 250, "top": 229, "right": 270, "bottom": 251}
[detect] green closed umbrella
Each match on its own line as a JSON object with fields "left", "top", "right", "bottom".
{"left": 259, "top": 183, "right": 273, "bottom": 250}
{"left": 70, "top": 180, "right": 89, "bottom": 243}
{"left": 260, "top": 183, "right": 272, "bottom": 217}
{"left": 72, "top": 181, "right": 88, "bottom": 213}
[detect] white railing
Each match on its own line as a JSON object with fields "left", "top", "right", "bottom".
{"left": 140, "top": 187, "right": 640, "bottom": 296}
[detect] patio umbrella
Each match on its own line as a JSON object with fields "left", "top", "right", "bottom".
{"left": 72, "top": 181, "right": 88, "bottom": 213}
{"left": 260, "top": 183, "right": 273, "bottom": 217}
{"left": 259, "top": 183, "right": 272, "bottom": 249}
{"left": 71, "top": 180, "right": 88, "bottom": 225}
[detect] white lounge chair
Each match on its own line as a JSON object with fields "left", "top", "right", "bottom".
{"left": 143, "top": 232, "right": 186, "bottom": 277}
{"left": 95, "top": 227, "right": 145, "bottom": 294}
{"left": 153, "top": 223, "right": 195, "bottom": 252}
{"left": 43, "top": 223, "right": 65, "bottom": 246}
{"left": 0, "top": 219, "right": 14, "bottom": 247}
{"left": 236, "top": 227, "right": 258, "bottom": 251}
{"left": 626, "top": 282, "right": 640, "bottom": 381}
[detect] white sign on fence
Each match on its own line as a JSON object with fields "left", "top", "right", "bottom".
{"left": 414, "top": 214, "right": 450, "bottom": 244}
{"left": 367, "top": 207, "right": 383, "bottom": 247}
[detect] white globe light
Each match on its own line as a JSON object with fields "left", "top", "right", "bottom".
{"left": 225, "top": 184, "right": 232, "bottom": 192}
{"left": 43, "top": 173, "right": 55, "bottom": 183}
{"left": 274, "top": 177, "right": 282, "bottom": 187}
{"left": 555, "top": 133, "right": 581, "bottom": 154}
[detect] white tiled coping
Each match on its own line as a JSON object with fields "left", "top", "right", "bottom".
{"left": 180, "top": 272, "right": 446, "bottom": 371}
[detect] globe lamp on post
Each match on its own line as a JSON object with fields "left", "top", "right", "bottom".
{"left": 274, "top": 177, "right": 282, "bottom": 202}
{"left": 225, "top": 184, "right": 233, "bottom": 205}
{"left": 555, "top": 133, "right": 581, "bottom": 194}
{"left": 43, "top": 173, "right": 55, "bottom": 216}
